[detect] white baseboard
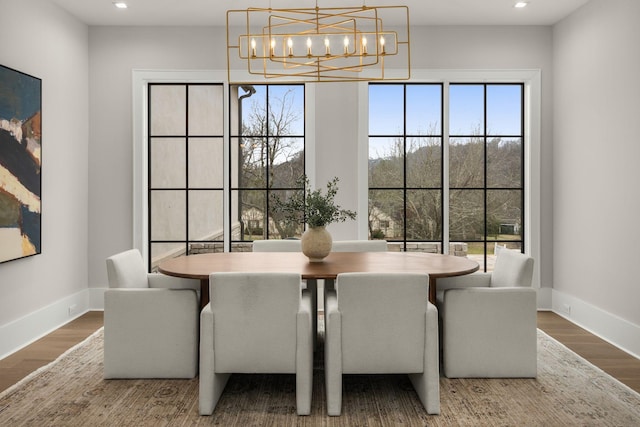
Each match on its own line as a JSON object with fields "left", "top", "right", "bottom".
{"left": 0, "top": 290, "right": 91, "bottom": 360}
{"left": 537, "top": 286, "right": 552, "bottom": 310}
{"left": 552, "top": 289, "right": 640, "bottom": 359}
{"left": 89, "top": 287, "right": 107, "bottom": 311}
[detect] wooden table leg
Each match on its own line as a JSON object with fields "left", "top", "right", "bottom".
{"left": 429, "top": 276, "right": 436, "bottom": 305}
{"left": 200, "top": 278, "right": 210, "bottom": 310}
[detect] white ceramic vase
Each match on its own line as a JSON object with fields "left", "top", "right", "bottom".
{"left": 301, "top": 226, "right": 332, "bottom": 262}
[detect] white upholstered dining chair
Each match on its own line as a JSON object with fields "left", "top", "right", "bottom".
{"left": 252, "top": 239, "right": 301, "bottom": 252}
{"left": 103, "top": 249, "right": 200, "bottom": 379}
{"left": 324, "top": 239, "right": 388, "bottom": 292}
{"left": 437, "top": 249, "right": 536, "bottom": 378}
{"left": 252, "top": 239, "right": 318, "bottom": 348}
{"left": 331, "top": 239, "right": 388, "bottom": 252}
{"left": 199, "top": 272, "right": 313, "bottom": 416}
{"left": 324, "top": 272, "right": 440, "bottom": 416}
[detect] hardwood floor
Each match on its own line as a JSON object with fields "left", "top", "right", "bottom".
{"left": 1, "top": 310, "right": 639, "bottom": 394}
{"left": 537, "top": 311, "right": 640, "bottom": 393}
{"left": 0, "top": 311, "right": 104, "bottom": 393}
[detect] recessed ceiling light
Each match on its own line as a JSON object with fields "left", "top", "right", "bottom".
{"left": 113, "top": 2, "right": 128, "bottom": 9}
{"left": 514, "top": 2, "right": 528, "bottom": 8}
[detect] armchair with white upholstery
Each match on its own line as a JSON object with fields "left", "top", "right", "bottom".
{"left": 104, "top": 249, "right": 200, "bottom": 379}
{"left": 331, "top": 239, "right": 388, "bottom": 252}
{"left": 252, "top": 239, "right": 301, "bottom": 252}
{"left": 252, "top": 239, "right": 318, "bottom": 348}
{"left": 324, "top": 240, "right": 388, "bottom": 292}
{"left": 324, "top": 272, "right": 440, "bottom": 416}
{"left": 199, "top": 272, "right": 313, "bottom": 416}
{"left": 437, "top": 249, "right": 536, "bottom": 378}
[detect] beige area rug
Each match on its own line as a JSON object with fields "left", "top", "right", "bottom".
{"left": 1, "top": 328, "right": 639, "bottom": 427}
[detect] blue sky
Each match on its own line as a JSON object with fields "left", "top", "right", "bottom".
{"left": 369, "top": 83, "right": 522, "bottom": 137}
{"left": 237, "top": 82, "right": 522, "bottom": 161}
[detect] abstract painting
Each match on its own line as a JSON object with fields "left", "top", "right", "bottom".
{"left": 0, "top": 65, "right": 41, "bottom": 263}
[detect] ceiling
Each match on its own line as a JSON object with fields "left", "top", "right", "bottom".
{"left": 50, "top": 0, "right": 589, "bottom": 27}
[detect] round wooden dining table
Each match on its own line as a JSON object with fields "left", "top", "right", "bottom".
{"left": 158, "top": 251, "right": 479, "bottom": 309}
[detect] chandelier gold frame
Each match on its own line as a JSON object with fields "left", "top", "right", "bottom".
{"left": 226, "top": 5, "right": 410, "bottom": 83}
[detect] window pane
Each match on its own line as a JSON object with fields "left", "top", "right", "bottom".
{"left": 369, "top": 137, "right": 403, "bottom": 188}
{"left": 487, "top": 85, "right": 521, "bottom": 136}
{"left": 449, "top": 137, "right": 484, "bottom": 188}
{"left": 150, "top": 85, "right": 186, "bottom": 135}
{"left": 487, "top": 137, "right": 522, "bottom": 188}
{"left": 268, "top": 137, "right": 304, "bottom": 188}
{"left": 150, "top": 242, "right": 186, "bottom": 272}
{"left": 230, "top": 84, "right": 305, "bottom": 244}
{"left": 189, "top": 190, "right": 224, "bottom": 241}
{"left": 369, "top": 84, "right": 404, "bottom": 135}
{"left": 236, "top": 136, "right": 267, "bottom": 188}
{"left": 189, "top": 138, "right": 223, "bottom": 188}
{"left": 233, "top": 189, "right": 266, "bottom": 240}
{"left": 148, "top": 82, "right": 226, "bottom": 269}
{"left": 369, "top": 189, "right": 404, "bottom": 240}
{"left": 406, "top": 85, "right": 441, "bottom": 136}
{"left": 449, "top": 189, "right": 484, "bottom": 241}
{"left": 150, "top": 190, "right": 186, "bottom": 240}
{"left": 268, "top": 189, "right": 304, "bottom": 239}
{"left": 406, "top": 137, "right": 441, "bottom": 188}
{"left": 240, "top": 85, "right": 266, "bottom": 137}
{"left": 487, "top": 189, "right": 522, "bottom": 239}
{"left": 188, "top": 85, "right": 224, "bottom": 136}
{"left": 406, "top": 190, "right": 442, "bottom": 240}
{"left": 450, "top": 84, "right": 484, "bottom": 135}
{"left": 268, "top": 85, "right": 304, "bottom": 136}
{"left": 150, "top": 138, "right": 185, "bottom": 188}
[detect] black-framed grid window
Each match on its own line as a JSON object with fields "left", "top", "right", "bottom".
{"left": 368, "top": 83, "right": 444, "bottom": 252}
{"left": 147, "top": 83, "right": 224, "bottom": 271}
{"left": 229, "top": 84, "right": 305, "bottom": 250}
{"left": 449, "top": 83, "right": 525, "bottom": 271}
{"left": 368, "top": 82, "right": 525, "bottom": 270}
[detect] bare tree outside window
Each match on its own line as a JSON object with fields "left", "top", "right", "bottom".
{"left": 449, "top": 84, "right": 524, "bottom": 270}
{"left": 369, "top": 82, "right": 524, "bottom": 271}
{"left": 230, "top": 84, "right": 305, "bottom": 247}
{"left": 368, "top": 83, "right": 444, "bottom": 249}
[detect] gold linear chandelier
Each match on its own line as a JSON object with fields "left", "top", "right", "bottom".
{"left": 226, "top": 3, "right": 410, "bottom": 83}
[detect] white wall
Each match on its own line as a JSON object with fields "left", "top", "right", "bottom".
{"left": 87, "top": 25, "right": 554, "bottom": 294}
{"left": 2, "top": 0, "right": 638, "bottom": 362}
{"left": 89, "top": 27, "right": 552, "bottom": 294}
{"left": 553, "top": 1, "right": 640, "bottom": 328}
{"left": 414, "top": 26, "right": 555, "bottom": 293}
{"left": 317, "top": 26, "right": 555, "bottom": 284}
{"left": 0, "top": 0, "right": 89, "bottom": 352}
{"left": 88, "top": 26, "right": 224, "bottom": 290}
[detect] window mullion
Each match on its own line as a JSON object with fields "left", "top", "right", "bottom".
{"left": 442, "top": 82, "right": 450, "bottom": 254}
{"left": 185, "top": 85, "right": 190, "bottom": 257}
{"left": 483, "top": 84, "right": 488, "bottom": 271}
{"left": 403, "top": 85, "right": 408, "bottom": 250}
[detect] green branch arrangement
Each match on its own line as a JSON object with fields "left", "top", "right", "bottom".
{"left": 273, "top": 176, "right": 356, "bottom": 228}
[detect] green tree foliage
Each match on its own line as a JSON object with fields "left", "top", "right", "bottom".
{"left": 272, "top": 176, "right": 356, "bottom": 228}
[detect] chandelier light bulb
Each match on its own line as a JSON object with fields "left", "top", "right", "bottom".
{"left": 227, "top": 5, "right": 410, "bottom": 82}
{"left": 287, "top": 37, "right": 293, "bottom": 56}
